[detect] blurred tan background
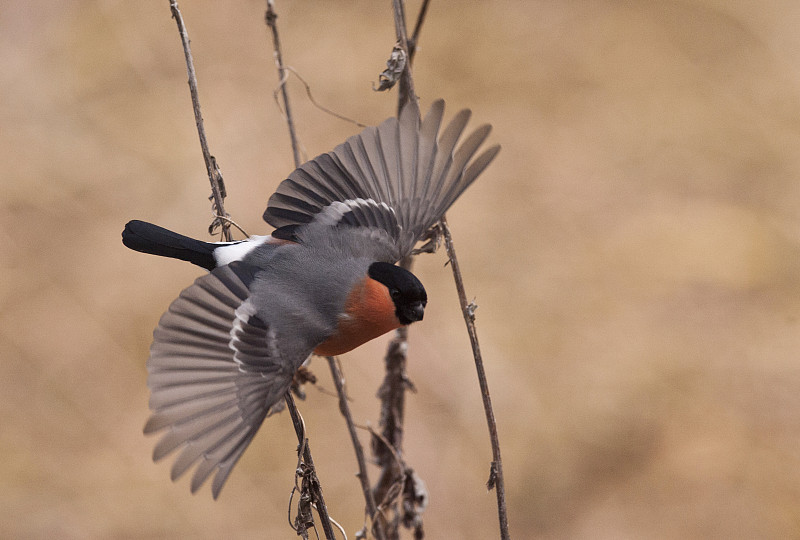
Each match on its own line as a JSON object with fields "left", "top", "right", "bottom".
{"left": 3, "top": 1, "right": 800, "bottom": 538}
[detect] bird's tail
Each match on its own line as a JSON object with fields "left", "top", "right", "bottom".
{"left": 122, "top": 220, "right": 218, "bottom": 270}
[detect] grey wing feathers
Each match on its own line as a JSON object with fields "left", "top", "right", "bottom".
{"left": 263, "top": 99, "right": 500, "bottom": 259}
{"left": 144, "top": 263, "right": 305, "bottom": 498}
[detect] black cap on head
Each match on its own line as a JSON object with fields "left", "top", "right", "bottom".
{"left": 368, "top": 262, "right": 427, "bottom": 325}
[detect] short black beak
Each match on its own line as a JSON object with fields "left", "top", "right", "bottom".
{"left": 401, "top": 301, "right": 425, "bottom": 324}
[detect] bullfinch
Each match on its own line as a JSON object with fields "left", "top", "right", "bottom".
{"left": 122, "top": 99, "right": 499, "bottom": 498}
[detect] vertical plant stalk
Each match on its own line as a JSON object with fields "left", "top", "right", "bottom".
{"left": 391, "top": 0, "right": 418, "bottom": 113}
{"left": 265, "top": 0, "right": 302, "bottom": 169}
{"left": 168, "top": 3, "right": 333, "bottom": 536}
{"left": 372, "top": 2, "right": 431, "bottom": 537}
{"left": 264, "top": 3, "right": 343, "bottom": 539}
{"left": 285, "top": 392, "right": 337, "bottom": 540}
{"left": 407, "top": 0, "right": 430, "bottom": 58}
{"left": 382, "top": 5, "right": 511, "bottom": 538}
{"left": 372, "top": 321, "right": 410, "bottom": 519}
{"left": 168, "top": 0, "right": 232, "bottom": 241}
{"left": 439, "top": 216, "right": 510, "bottom": 540}
{"left": 327, "top": 358, "right": 388, "bottom": 540}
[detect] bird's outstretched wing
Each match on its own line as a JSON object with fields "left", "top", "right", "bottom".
{"left": 143, "top": 262, "right": 320, "bottom": 498}
{"left": 263, "top": 99, "right": 500, "bottom": 260}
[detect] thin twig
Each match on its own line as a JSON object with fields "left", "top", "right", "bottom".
{"left": 212, "top": 214, "right": 249, "bottom": 237}
{"left": 407, "top": 0, "right": 431, "bottom": 58}
{"left": 265, "top": 0, "right": 302, "bottom": 168}
{"left": 372, "top": 322, "right": 411, "bottom": 520}
{"left": 364, "top": 424, "right": 405, "bottom": 475}
{"left": 367, "top": 423, "right": 408, "bottom": 517}
{"left": 326, "top": 358, "right": 388, "bottom": 540}
{"left": 372, "top": 2, "right": 431, "bottom": 537}
{"left": 285, "top": 391, "right": 338, "bottom": 540}
{"left": 265, "top": 5, "right": 340, "bottom": 538}
{"left": 391, "top": 0, "right": 418, "bottom": 114}
{"left": 280, "top": 66, "right": 367, "bottom": 128}
{"left": 168, "top": 0, "right": 232, "bottom": 241}
{"left": 367, "top": 424, "right": 427, "bottom": 540}
{"left": 439, "top": 216, "right": 510, "bottom": 540}
{"left": 323, "top": 510, "right": 348, "bottom": 540}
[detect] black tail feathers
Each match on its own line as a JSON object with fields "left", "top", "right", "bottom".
{"left": 122, "top": 220, "right": 218, "bottom": 270}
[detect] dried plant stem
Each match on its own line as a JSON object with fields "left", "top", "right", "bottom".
{"left": 285, "top": 392, "right": 337, "bottom": 540}
{"left": 279, "top": 66, "right": 367, "bottom": 128}
{"left": 168, "top": 0, "right": 231, "bottom": 241}
{"left": 407, "top": 0, "right": 430, "bottom": 57}
{"left": 372, "top": 2, "right": 431, "bottom": 537}
{"left": 326, "top": 357, "right": 388, "bottom": 540}
{"left": 372, "top": 321, "right": 411, "bottom": 513}
{"left": 439, "top": 216, "right": 510, "bottom": 540}
{"left": 392, "top": 0, "right": 418, "bottom": 113}
{"left": 264, "top": 4, "right": 346, "bottom": 538}
{"left": 265, "top": 0, "right": 302, "bottom": 168}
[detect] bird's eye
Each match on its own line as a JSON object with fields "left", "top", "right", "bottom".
{"left": 390, "top": 289, "right": 401, "bottom": 300}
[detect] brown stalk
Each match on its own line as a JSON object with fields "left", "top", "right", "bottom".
{"left": 392, "top": 0, "right": 418, "bottom": 113}
{"left": 378, "top": 3, "right": 511, "bottom": 538}
{"left": 284, "top": 392, "right": 338, "bottom": 540}
{"left": 265, "top": 0, "right": 302, "bottom": 168}
{"left": 439, "top": 216, "right": 510, "bottom": 539}
{"left": 371, "top": 2, "right": 431, "bottom": 538}
{"left": 264, "top": 3, "right": 352, "bottom": 539}
{"left": 371, "top": 321, "right": 411, "bottom": 524}
{"left": 327, "top": 358, "right": 387, "bottom": 540}
{"left": 168, "top": 0, "right": 232, "bottom": 241}
{"left": 168, "top": 2, "right": 335, "bottom": 537}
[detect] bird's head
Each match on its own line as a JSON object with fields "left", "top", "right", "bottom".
{"left": 368, "top": 262, "right": 427, "bottom": 325}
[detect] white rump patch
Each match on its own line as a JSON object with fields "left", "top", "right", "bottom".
{"left": 213, "top": 236, "right": 271, "bottom": 266}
